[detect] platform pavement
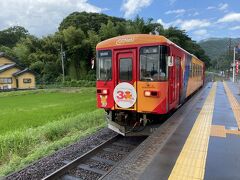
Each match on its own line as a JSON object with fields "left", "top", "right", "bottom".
{"left": 226, "top": 81, "right": 240, "bottom": 103}
{"left": 103, "top": 81, "right": 240, "bottom": 180}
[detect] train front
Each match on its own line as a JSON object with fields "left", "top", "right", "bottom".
{"left": 96, "top": 34, "right": 170, "bottom": 136}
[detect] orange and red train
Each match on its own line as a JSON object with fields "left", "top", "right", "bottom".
{"left": 96, "top": 34, "right": 205, "bottom": 136}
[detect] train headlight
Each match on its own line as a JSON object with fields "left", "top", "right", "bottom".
{"left": 97, "top": 89, "right": 109, "bottom": 95}
{"left": 102, "top": 89, "right": 108, "bottom": 95}
{"left": 144, "top": 91, "right": 151, "bottom": 97}
{"left": 144, "top": 90, "right": 159, "bottom": 97}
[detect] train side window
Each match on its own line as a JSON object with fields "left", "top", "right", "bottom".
{"left": 159, "top": 46, "right": 168, "bottom": 80}
{"left": 194, "top": 64, "right": 196, "bottom": 77}
{"left": 192, "top": 63, "right": 194, "bottom": 77}
{"left": 189, "top": 62, "right": 192, "bottom": 77}
{"left": 196, "top": 65, "right": 198, "bottom": 76}
{"left": 119, "top": 58, "right": 132, "bottom": 81}
{"left": 196, "top": 65, "right": 197, "bottom": 76}
{"left": 193, "top": 64, "right": 195, "bottom": 77}
{"left": 198, "top": 65, "right": 200, "bottom": 76}
{"left": 192, "top": 64, "right": 194, "bottom": 77}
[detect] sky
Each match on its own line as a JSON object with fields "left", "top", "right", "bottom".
{"left": 0, "top": 0, "right": 239, "bottom": 41}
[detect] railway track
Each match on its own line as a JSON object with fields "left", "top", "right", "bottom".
{"left": 43, "top": 135, "right": 146, "bottom": 180}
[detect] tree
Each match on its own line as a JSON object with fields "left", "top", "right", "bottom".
{"left": 13, "top": 42, "right": 30, "bottom": 66}
{"left": 162, "top": 27, "right": 210, "bottom": 66}
{"left": 0, "top": 12, "right": 212, "bottom": 83}
{"left": 62, "top": 26, "right": 90, "bottom": 79}
{"left": 0, "top": 26, "right": 29, "bottom": 48}
{"left": 132, "top": 15, "right": 145, "bottom": 33}
{"left": 59, "top": 12, "right": 125, "bottom": 33}
{"left": 0, "top": 46, "right": 15, "bottom": 58}
{"left": 99, "top": 20, "right": 117, "bottom": 40}
{"left": 87, "top": 30, "right": 101, "bottom": 54}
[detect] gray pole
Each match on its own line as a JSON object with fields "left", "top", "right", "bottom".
{"left": 61, "top": 44, "right": 65, "bottom": 83}
{"left": 233, "top": 47, "right": 235, "bottom": 83}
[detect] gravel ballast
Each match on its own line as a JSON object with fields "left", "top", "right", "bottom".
{"left": 5, "top": 128, "right": 117, "bottom": 180}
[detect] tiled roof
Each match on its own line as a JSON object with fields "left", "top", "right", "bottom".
{"left": 12, "top": 68, "right": 34, "bottom": 76}
{"left": 0, "top": 52, "right": 36, "bottom": 76}
{"left": 0, "top": 63, "right": 16, "bottom": 73}
{"left": 0, "top": 52, "right": 20, "bottom": 65}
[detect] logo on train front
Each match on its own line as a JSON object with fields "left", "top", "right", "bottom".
{"left": 113, "top": 82, "right": 137, "bottom": 108}
{"left": 116, "top": 37, "right": 134, "bottom": 45}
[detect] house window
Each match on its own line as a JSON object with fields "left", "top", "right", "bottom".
{"left": 23, "top": 78, "right": 32, "bottom": 83}
{"left": 0, "top": 78, "right": 12, "bottom": 84}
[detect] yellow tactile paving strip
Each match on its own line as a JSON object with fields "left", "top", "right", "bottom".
{"left": 168, "top": 82, "right": 217, "bottom": 180}
{"left": 223, "top": 82, "right": 240, "bottom": 129}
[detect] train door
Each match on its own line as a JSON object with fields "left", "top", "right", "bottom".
{"left": 169, "top": 56, "right": 181, "bottom": 108}
{"left": 168, "top": 56, "right": 175, "bottom": 105}
{"left": 114, "top": 49, "right": 137, "bottom": 110}
{"left": 175, "top": 57, "right": 181, "bottom": 105}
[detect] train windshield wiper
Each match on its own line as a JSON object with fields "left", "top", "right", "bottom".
{"left": 104, "top": 70, "right": 111, "bottom": 85}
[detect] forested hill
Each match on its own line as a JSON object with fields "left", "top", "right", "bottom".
{"left": 198, "top": 38, "right": 240, "bottom": 61}
{"left": 0, "top": 12, "right": 210, "bottom": 83}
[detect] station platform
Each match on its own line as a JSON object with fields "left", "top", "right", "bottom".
{"left": 103, "top": 81, "right": 240, "bottom": 180}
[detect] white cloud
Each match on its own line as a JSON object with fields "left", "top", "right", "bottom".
{"left": 187, "top": 9, "right": 199, "bottom": 17}
{"left": 121, "top": 0, "right": 152, "bottom": 18}
{"left": 193, "top": 12, "right": 199, "bottom": 16}
{"left": 218, "top": 3, "right": 228, "bottom": 11}
{"left": 0, "top": 0, "right": 105, "bottom": 37}
{"left": 192, "top": 29, "right": 210, "bottom": 41}
{"left": 157, "top": 19, "right": 169, "bottom": 29}
{"left": 207, "top": 6, "right": 215, "bottom": 10}
{"left": 207, "top": 4, "right": 228, "bottom": 12}
{"left": 230, "top": 26, "right": 240, "bottom": 30}
{"left": 218, "top": 12, "right": 240, "bottom": 23}
{"left": 193, "top": 29, "right": 207, "bottom": 36}
{"left": 169, "top": 0, "right": 177, "bottom": 5}
{"left": 157, "top": 18, "right": 211, "bottom": 31}
{"left": 165, "top": 9, "right": 186, "bottom": 15}
{"left": 175, "top": 19, "right": 210, "bottom": 31}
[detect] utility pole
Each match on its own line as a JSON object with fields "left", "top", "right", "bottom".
{"left": 233, "top": 47, "right": 236, "bottom": 83}
{"left": 60, "top": 44, "right": 65, "bottom": 83}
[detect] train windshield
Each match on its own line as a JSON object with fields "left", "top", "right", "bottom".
{"left": 140, "top": 46, "right": 168, "bottom": 81}
{"left": 97, "top": 50, "right": 112, "bottom": 81}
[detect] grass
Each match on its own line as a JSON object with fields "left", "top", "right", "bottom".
{"left": 0, "top": 88, "right": 97, "bottom": 135}
{"left": 0, "top": 88, "right": 106, "bottom": 176}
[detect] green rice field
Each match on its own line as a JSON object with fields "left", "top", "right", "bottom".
{"left": 0, "top": 88, "right": 105, "bottom": 176}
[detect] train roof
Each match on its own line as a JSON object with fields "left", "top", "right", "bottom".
{"left": 96, "top": 34, "right": 203, "bottom": 63}
{"left": 96, "top": 34, "right": 170, "bottom": 49}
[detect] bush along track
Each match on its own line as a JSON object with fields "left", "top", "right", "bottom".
{"left": 0, "top": 109, "right": 105, "bottom": 176}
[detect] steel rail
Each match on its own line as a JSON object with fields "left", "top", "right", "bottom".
{"left": 42, "top": 134, "right": 120, "bottom": 180}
